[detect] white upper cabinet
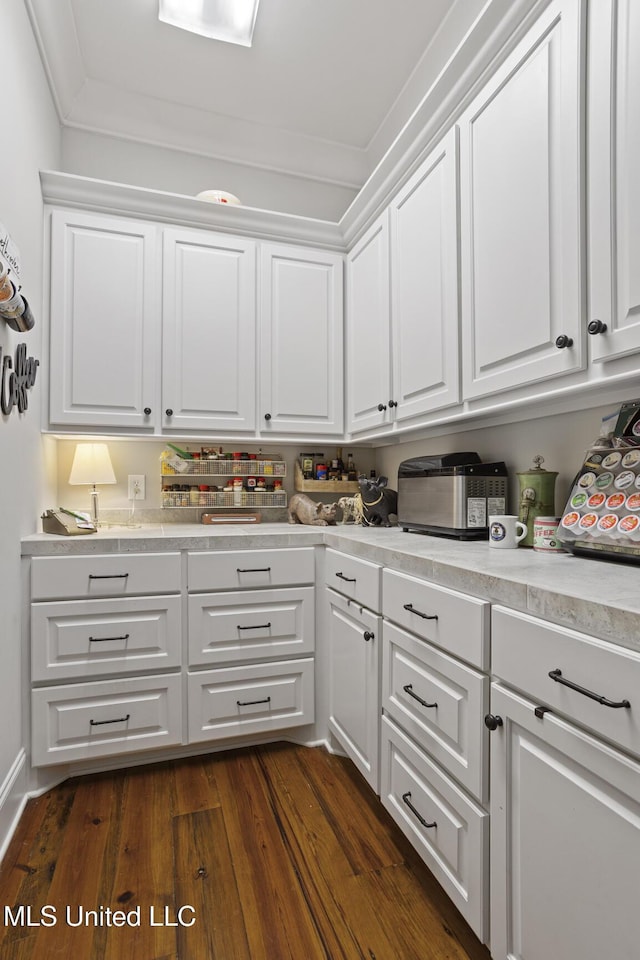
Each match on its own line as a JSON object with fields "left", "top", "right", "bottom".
{"left": 260, "top": 243, "right": 343, "bottom": 436}
{"left": 346, "top": 213, "right": 391, "bottom": 434}
{"left": 162, "top": 228, "right": 256, "bottom": 433}
{"left": 459, "top": 0, "right": 586, "bottom": 400}
{"left": 346, "top": 130, "right": 460, "bottom": 436}
{"left": 588, "top": 0, "right": 640, "bottom": 364}
{"left": 389, "top": 127, "right": 460, "bottom": 420}
{"left": 49, "top": 209, "right": 159, "bottom": 429}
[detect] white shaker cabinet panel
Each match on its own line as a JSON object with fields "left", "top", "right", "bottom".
{"left": 489, "top": 681, "right": 640, "bottom": 960}
{"left": 162, "top": 228, "right": 256, "bottom": 432}
{"left": 327, "top": 588, "right": 382, "bottom": 792}
{"left": 259, "top": 243, "right": 343, "bottom": 435}
{"left": 49, "top": 210, "right": 159, "bottom": 429}
{"left": 588, "top": 0, "right": 640, "bottom": 364}
{"left": 346, "top": 212, "right": 392, "bottom": 434}
{"left": 390, "top": 127, "right": 460, "bottom": 419}
{"left": 459, "top": 0, "right": 585, "bottom": 400}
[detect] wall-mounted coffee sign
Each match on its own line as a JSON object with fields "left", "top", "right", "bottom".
{"left": 1, "top": 342, "right": 39, "bottom": 415}
{"left": 0, "top": 221, "right": 35, "bottom": 332}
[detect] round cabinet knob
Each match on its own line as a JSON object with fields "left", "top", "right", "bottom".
{"left": 388, "top": 400, "right": 398, "bottom": 408}
{"left": 555, "top": 335, "right": 574, "bottom": 349}
{"left": 143, "top": 407, "right": 152, "bottom": 416}
{"left": 165, "top": 408, "right": 173, "bottom": 417}
{"left": 377, "top": 403, "right": 387, "bottom": 412}
{"left": 363, "top": 630, "right": 375, "bottom": 642}
{"left": 484, "top": 713, "right": 504, "bottom": 731}
{"left": 264, "top": 413, "right": 272, "bottom": 421}
{"left": 587, "top": 319, "right": 608, "bottom": 335}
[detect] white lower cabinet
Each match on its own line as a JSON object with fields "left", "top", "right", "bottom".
{"left": 380, "top": 715, "right": 488, "bottom": 940}
{"left": 489, "top": 606, "right": 640, "bottom": 960}
{"left": 32, "top": 674, "right": 182, "bottom": 766}
{"left": 186, "top": 548, "right": 316, "bottom": 746}
{"left": 187, "top": 658, "right": 314, "bottom": 743}
{"left": 380, "top": 567, "right": 490, "bottom": 942}
{"left": 326, "top": 588, "right": 381, "bottom": 791}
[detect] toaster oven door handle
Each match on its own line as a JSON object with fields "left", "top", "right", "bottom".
{"left": 403, "top": 602, "right": 438, "bottom": 621}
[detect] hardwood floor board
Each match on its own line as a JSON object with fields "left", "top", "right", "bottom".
{"left": 0, "top": 742, "right": 489, "bottom": 960}
{"left": 265, "top": 742, "right": 405, "bottom": 876}
{"left": 212, "top": 747, "right": 337, "bottom": 960}
{"left": 173, "top": 807, "right": 251, "bottom": 960}
{"left": 97, "top": 764, "right": 177, "bottom": 960}
{"left": 329, "top": 864, "right": 486, "bottom": 960}
{"left": 170, "top": 754, "right": 221, "bottom": 817}
{"left": 0, "top": 781, "right": 77, "bottom": 951}
{"left": 28, "top": 775, "right": 121, "bottom": 959}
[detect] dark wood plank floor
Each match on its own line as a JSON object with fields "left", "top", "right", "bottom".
{"left": 0, "top": 742, "right": 491, "bottom": 959}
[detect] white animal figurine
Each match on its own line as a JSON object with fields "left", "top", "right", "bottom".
{"left": 337, "top": 495, "right": 361, "bottom": 524}
{"left": 287, "top": 493, "right": 338, "bottom": 526}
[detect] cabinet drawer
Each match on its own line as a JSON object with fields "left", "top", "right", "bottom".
{"left": 382, "top": 622, "right": 488, "bottom": 801}
{"left": 324, "top": 548, "right": 381, "bottom": 612}
{"left": 383, "top": 569, "right": 489, "bottom": 669}
{"left": 32, "top": 674, "right": 182, "bottom": 766}
{"left": 31, "top": 595, "right": 182, "bottom": 682}
{"left": 187, "top": 658, "right": 314, "bottom": 743}
{"left": 188, "top": 548, "right": 315, "bottom": 591}
{"left": 188, "top": 587, "right": 314, "bottom": 667}
{"left": 492, "top": 607, "right": 640, "bottom": 758}
{"left": 30, "top": 553, "right": 181, "bottom": 600}
{"left": 380, "top": 715, "right": 488, "bottom": 941}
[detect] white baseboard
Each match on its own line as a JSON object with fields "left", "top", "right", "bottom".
{"left": 0, "top": 750, "right": 29, "bottom": 863}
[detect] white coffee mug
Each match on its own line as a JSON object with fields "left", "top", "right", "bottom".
{"left": 489, "top": 515, "right": 527, "bottom": 548}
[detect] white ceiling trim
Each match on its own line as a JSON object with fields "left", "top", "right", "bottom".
{"left": 64, "top": 78, "right": 369, "bottom": 189}
{"left": 24, "top": 0, "right": 369, "bottom": 189}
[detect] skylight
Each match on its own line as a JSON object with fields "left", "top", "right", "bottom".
{"left": 158, "top": 0, "right": 260, "bottom": 47}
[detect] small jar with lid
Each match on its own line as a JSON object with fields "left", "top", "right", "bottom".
{"left": 198, "top": 484, "right": 209, "bottom": 506}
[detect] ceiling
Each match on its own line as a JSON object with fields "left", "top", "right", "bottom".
{"left": 26, "top": 0, "right": 463, "bottom": 191}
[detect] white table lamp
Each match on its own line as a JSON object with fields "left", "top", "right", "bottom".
{"left": 68, "top": 443, "right": 116, "bottom": 526}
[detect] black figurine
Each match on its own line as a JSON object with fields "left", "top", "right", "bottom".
{"left": 358, "top": 475, "right": 398, "bottom": 526}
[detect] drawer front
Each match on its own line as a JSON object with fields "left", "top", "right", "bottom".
{"left": 188, "top": 548, "right": 315, "bottom": 592}
{"left": 324, "top": 548, "right": 381, "bottom": 612}
{"left": 382, "top": 622, "right": 488, "bottom": 801}
{"left": 31, "top": 596, "right": 182, "bottom": 682}
{"left": 188, "top": 587, "right": 314, "bottom": 667}
{"left": 32, "top": 674, "right": 182, "bottom": 766}
{"left": 380, "top": 715, "right": 488, "bottom": 941}
{"left": 492, "top": 606, "right": 640, "bottom": 758}
{"left": 31, "top": 553, "right": 181, "bottom": 600}
{"left": 383, "top": 569, "right": 489, "bottom": 669}
{"left": 187, "top": 658, "right": 314, "bottom": 743}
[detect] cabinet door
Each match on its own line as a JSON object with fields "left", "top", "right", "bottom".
{"left": 346, "top": 213, "right": 392, "bottom": 434}
{"left": 490, "top": 681, "right": 640, "bottom": 960}
{"left": 459, "top": 0, "right": 585, "bottom": 400}
{"left": 390, "top": 128, "right": 460, "bottom": 419}
{"left": 49, "top": 209, "right": 158, "bottom": 429}
{"left": 162, "top": 228, "right": 256, "bottom": 432}
{"left": 259, "top": 243, "right": 343, "bottom": 435}
{"left": 327, "top": 589, "right": 381, "bottom": 791}
{"left": 589, "top": 0, "right": 640, "bottom": 363}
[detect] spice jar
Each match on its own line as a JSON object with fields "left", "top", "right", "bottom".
{"left": 198, "top": 484, "right": 209, "bottom": 506}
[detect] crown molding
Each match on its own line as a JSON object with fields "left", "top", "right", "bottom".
{"left": 340, "top": 0, "right": 553, "bottom": 246}
{"left": 40, "top": 170, "right": 346, "bottom": 251}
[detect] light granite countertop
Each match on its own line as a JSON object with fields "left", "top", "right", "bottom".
{"left": 22, "top": 522, "right": 640, "bottom": 652}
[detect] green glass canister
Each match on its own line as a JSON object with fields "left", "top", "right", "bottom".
{"left": 517, "top": 455, "right": 558, "bottom": 547}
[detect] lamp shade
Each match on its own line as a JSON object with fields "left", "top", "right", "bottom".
{"left": 68, "top": 443, "right": 116, "bottom": 485}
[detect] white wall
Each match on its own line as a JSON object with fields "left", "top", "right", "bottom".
{"left": 375, "top": 403, "right": 621, "bottom": 519}
{"left": 61, "top": 129, "right": 358, "bottom": 221}
{"left": 1, "top": 0, "right": 60, "bottom": 836}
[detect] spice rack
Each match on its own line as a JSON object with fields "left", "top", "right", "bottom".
{"left": 161, "top": 458, "right": 287, "bottom": 510}
{"left": 293, "top": 461, "right": 359, "bottom": 494}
